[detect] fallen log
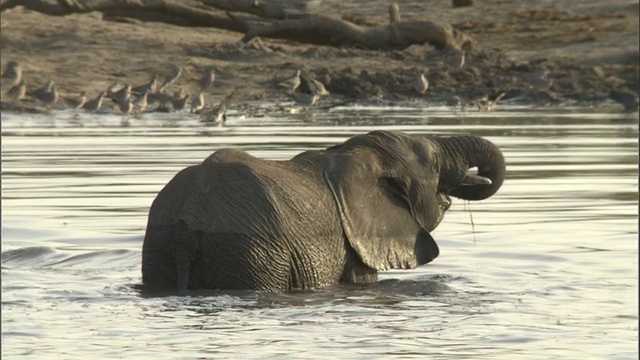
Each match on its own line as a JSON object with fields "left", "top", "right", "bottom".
{"left": 0, "top": 0, "right": 470, "bottom": 51}
{"left": 236, "top": 14, "right": 465, "bottom": 50}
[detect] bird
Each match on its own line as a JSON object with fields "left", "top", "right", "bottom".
{"left": 522, "top": 67, "right": 553, "bottom": 90}
{"left": 609, "top": 90, "right": 639, "bottom": 113}
{"left": 171, "top": 91, "right": 190, "bottom": 111}
{"left": 109, "top": 84, "right": 131, "bottom": 103}
{"left": 147, "top": 90, "right": 172, "bottom": 109}
{"left": 132, "top": 74, "right": 158, "bottom": 95}
{"left": 30, "top": 80, "right": 59, "bottom": 110}
{"left": 190, "top": 92, "right": 205, "bottom": 113}
{"left": 118, "top": 96, "right": 133, "bottom": 122}
{"left": 446, "top": 95, "right": 462, "bottom": 107}
{"left": 158, "top": 65, "right": 183, "bottom": 92}
{"left": 199, "top": 68, "right": 216, "bottom": 92}
{"left": 277, "top": 69, "right": 301, "bottom": 92}
{"left": 106, "top": 82, "right": 121, "bottom": 95}
{"left": 5, "top": 79, "right": 26, "bottom": 103}
{"left": 281, "top": 0, "right": 323, "bottom": 17}
{"left": 2, "top": 60, "right": 22, "bottom": 85}
{"left": 82, "top": 91, "right": 106, "bottom": 113}
{"left": 64, "top": 91, "right": 87, "bottom": 112}
{"left": 414, "top": 73, "right": 429, "bottom": 95}
{"left": 451, "top": 51, "right": 465, "bottom": 68}
{"left": 133, "top": 91, "right": 149, "bottom": 114}
{"left": 201, "top": 95, "right": 229, "bottom": 125}
{"left": 474, "top": 92, "right": 506, "bottom": 112}
{"left": 389, "top": 2, "right": 401, "bottom": 23}
{"left": 303, "top": 74, "right": 330, "bottom": 96}
{"left": 291, "top": 92, "right": 319, "bottom": 107}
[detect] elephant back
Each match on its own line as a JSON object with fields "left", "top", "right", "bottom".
{"left": 146, "top": 148, "right": 336, "bottom": 240}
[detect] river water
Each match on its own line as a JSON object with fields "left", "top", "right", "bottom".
{"left": 1, "top": 106, "right": 638, "bottom": 359}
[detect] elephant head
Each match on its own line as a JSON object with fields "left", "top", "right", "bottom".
{"left": 323, "top": 130, "right": 505, "bottom": 271}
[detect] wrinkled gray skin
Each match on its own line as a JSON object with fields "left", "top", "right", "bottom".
{"left": 142, "top": 130, "right": 506, "bottom": 292}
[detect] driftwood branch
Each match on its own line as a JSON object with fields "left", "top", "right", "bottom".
{"left": 0, "top": 0, "right": 469, "bottom": 51}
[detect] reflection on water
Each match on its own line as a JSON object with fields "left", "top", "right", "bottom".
{"left": 1, "top": 107, "right": 638, "bottom": 359}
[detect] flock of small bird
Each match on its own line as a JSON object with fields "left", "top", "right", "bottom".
{"left": 0, "top": 61, "right": 234, "bottom": 125}
{"left": 0, "top": 61, "right": 339, "bottom": 125}
{"left": 4, "top": 52, "right": 636, "bottom": 118}
{"left": 0, "top": 56, "right": 537, "bottom": 118}
{"left": 0, "top": 50, "right": 535, "bottom": 120}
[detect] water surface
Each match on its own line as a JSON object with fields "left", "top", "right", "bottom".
{"left": 2, "top": 106, "right": 638, "bottom": 359}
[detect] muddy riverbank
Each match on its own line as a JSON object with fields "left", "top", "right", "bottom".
{"left": 1, "top": 0, "right": 638, "bottom": 112}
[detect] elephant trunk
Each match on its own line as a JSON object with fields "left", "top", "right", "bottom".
{"left": 432, "top": 135, "right": 506, "bottom": 201}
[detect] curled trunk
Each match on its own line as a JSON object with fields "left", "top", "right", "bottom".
{"left": 433, "top": 135, "right": 506, "bottom": 201}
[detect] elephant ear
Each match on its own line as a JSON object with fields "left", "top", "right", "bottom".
{"left": 323, "top": 145, "right": 441, "bottom": 271}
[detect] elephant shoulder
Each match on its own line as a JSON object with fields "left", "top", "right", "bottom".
{"left": 206, "top": 148, "right": 255, "bottom": 164}
{"left": 292, "top": 149, "right": 325, "bottom": 160}
{"left": 204, "top": 149, "right": 279, "bottom": 182}
{"left": 290, "top": 149, "right": 328, "bottom": 171}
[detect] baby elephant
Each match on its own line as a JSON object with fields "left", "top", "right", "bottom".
{"left": 142, "top": 130, "right": 505, "bottom": 292}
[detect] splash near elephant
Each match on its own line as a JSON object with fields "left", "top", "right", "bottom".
{"left": 142, "top": 130, "right": 505, "bottom": 292}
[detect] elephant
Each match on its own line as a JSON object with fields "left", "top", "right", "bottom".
{"left": 141, "top": 130, "right": 505, "bottom": 292}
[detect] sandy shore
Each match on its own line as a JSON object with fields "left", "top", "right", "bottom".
{"left": 1, "top": 0, "right": 638, "bottom": 112}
